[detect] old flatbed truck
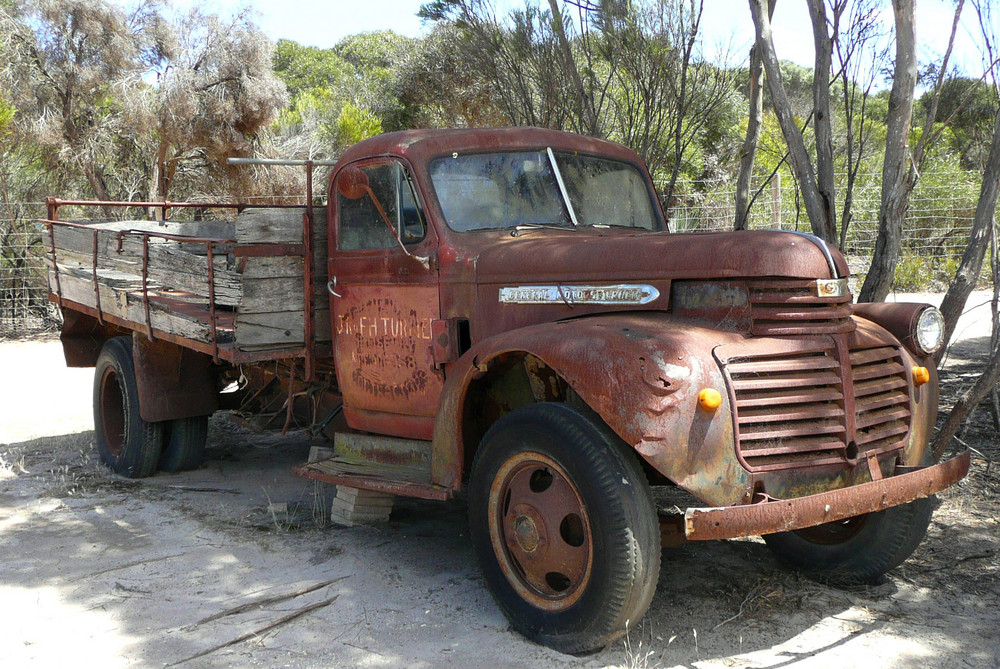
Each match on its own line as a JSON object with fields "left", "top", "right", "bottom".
{"left": 44, "top": 127, "right": 969, "bottom": 653}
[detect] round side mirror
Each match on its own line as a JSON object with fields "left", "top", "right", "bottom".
{"left": 337, "top": 166, "right": 370, "bottom": 200}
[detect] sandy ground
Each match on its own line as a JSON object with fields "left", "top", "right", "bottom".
{"left": 1, "top": 292, "right": 998, "bottom": 669}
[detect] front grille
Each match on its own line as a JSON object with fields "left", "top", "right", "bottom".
{"left": 748, "top": 279, "right": 854, "bottom": 336}
{"left": 725, "top": 344, "right": 912, "bottom": 472}
{"left": 728, "top": 348, "right": 848, "bottom": 471}
{"left": 851, "top": 346, "right": 911, "bottom": 454}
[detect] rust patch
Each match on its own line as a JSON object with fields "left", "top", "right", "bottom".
{"left": 683, "top": 450, "right": 970, "bottom": 541}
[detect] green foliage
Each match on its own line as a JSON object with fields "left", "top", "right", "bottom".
{"left": 917, "top": 78, "right": 997, "bottom": 170}
{"left": 892, "top": 254, "right": 964, "bottom": 292}
{"left": 273, "top": 39, "right": 350, "bottom": 98}
{"left": 272, "top": 32, "right": 413, "bottom": 138}
{"left": 418, "top": 0, "right": 459, "bottom": 22}
{"left": 0, "top": 96, "right": 14, "bottom": 137}
{"left": 276, "top": 87, "right": 336, "bottom": 131}
{"left": 335, "top": 30, "right": 411, "bottom": 73}
{"left": 335, "top": 103, "right": 383, "bottom": 145}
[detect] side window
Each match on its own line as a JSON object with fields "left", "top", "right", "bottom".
{"left": 337, "top": 161, "right": 426, "bottom": 251}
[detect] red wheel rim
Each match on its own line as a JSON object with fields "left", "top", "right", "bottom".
{"left": 488, "top": 452, "right": 593, "bottom": 611}
{"left": 99, "top": 367, "right": 126, "bottom": 457}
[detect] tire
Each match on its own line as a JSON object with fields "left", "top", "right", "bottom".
{"left": 468, "top": 403, "right": 660, "bottom": 654}
{"left": 93, "top": 336, "right": 164, "bottom": 478}
{"left": 159, "top": 415, "right": 209, "bottom": 473}
{"left": 763, "top": 495, "right": 935, "bottom": 585}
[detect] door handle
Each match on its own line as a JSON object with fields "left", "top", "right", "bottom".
{"left": 327, "top": 277, "right": 342, "bottom": 298}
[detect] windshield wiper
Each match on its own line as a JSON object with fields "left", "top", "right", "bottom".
{"left": 510, "top": 223, "right": 577, "bottom": 237}
{"left": 547, "top": 147, "right": 579, "bottom": 227}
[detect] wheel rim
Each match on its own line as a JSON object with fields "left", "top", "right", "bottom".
{"left": 99, "top": 366, "right": 126, "bottom": 457}
{"left": 795, "top": 515, "right": 869, "bottom": 544}
{"left": 488, "top": 451, "right": 593, "bottom": 612}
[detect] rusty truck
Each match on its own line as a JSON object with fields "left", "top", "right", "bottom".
{"left": 44, "top": 127, "right": 969, "bottom": 653}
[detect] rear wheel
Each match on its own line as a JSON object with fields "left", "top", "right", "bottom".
{"left": 159, "top": 416, "right": 209, "bottom": 473}
{"left": 763, "top": 495, "right": 935, "bottom": 585}
{"left": 93, "top": 336, "right": 164, "bottom": 478}
{"left": 469, "top": 403, "right": 660, "bottom": 654}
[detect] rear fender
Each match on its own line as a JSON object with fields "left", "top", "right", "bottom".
{"left": 132, "top": 333, "right": 218, "bottom": 422}
{"left": 431, "top": 313, "right": 749, "bottom": 505}
{"left": 59, "top": 310, "right": 127, "bottom": 367}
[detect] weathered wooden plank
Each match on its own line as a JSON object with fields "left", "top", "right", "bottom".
{"left": 51, "top": 220, "right": 235, "bottom": 257}
{"left": 146, "top": 246, "right": 241, "bottom": 305}
{"left": 49, "top": 249, "right": 242, "bottom": 306}
{"left": 61, "top": 218, "right": 235, "bottom": 238}
{"left": 237, "top": 276, "right": 330, "bottom": 314}
{"left": 50, "top": 269, "right": 214, "bottom": 342}
{"left": 238, "top": 249, "right": 327, "bottom": 275}
{"left": 241, "top": 257, "right": 301, "bottom": 280}
{"left": 234, "top": 309, "right": 331, "bottom": 348}
{"left": 236, "top": 207, "right": 327, "bottom": 245}
{"left": 49, "top": 212, "right": 339, "bottom": 350}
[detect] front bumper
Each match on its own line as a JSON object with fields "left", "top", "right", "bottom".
{"left": 664, "top": 450, "right": 969, "bottom": 543}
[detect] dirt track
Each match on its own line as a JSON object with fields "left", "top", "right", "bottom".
{"left": 1, "top": 293, "right": 998, "bottom": 668}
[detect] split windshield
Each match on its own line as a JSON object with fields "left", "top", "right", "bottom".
{"left": 428, "top": 150, "right": 660, "bottom": 232}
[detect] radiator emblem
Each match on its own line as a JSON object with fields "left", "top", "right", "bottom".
{"left": 499, "top": 284, "right": 660, "bottom": 306}
{"left": 815, "top": 278, "right": 849, "bottom": 298}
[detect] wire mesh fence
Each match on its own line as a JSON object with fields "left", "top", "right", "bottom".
{"left": 661, "top": 171, "right": 982, "bottom": 260}
{"left": 0, "top": 202, "right": 53, "bottom": 337}
{"left": 0, "top": 173, "right": 985, "bottom": 338}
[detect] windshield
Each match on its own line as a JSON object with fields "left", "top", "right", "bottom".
{"left": 428, "top": 150, "right": 660, "bottom": 232}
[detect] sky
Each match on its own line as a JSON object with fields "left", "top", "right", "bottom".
{"left": 165, "top": 0, "right": 990, "bottom": 78}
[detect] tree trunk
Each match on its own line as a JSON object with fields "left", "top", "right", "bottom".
{"left": 857, "top": 0, "right": 917, "bottom": 302}
{"left": 936, "top": 107, "right": 1000, "bottom": 360}
{"left": 546, "top": 0, "right": 599, "bottom": 137}
{"left": 735, "top": 0, "right": 776, "bottom": 230}
{"left": 932, "top": 338, "right": 1000, "bottom": 459}
{"left": 807, "top": 0, "right": 838, "bottom": 244}
{"left": 83, "top": 162, "right": 117, "bottom": 219}
{"left": 748, "top": 0, "right": 836, "bottom": 245}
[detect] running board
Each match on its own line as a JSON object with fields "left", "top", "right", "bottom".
{"left": 292, "top": 432, "right": 454, "bottom": 501}
{"left": 293, "top": 458, "right": 453, "bottom": 500}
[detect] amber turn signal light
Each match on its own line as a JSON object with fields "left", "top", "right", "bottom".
{"left": 698, "top": 389, "right": 723, "bottom": 411}
{"left": 912, "top": 366, "right": 930, "bottom": 387}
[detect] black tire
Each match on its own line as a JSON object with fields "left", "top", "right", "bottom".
{"left": 763, "top": 495, "right": 935, "bottom": 585}
{"left": 469, "top": 403, "right": 660, "bottom": 654}
{"left": 93, "top": 336, "right": 164, "bottom": 478}
{"left": 159, "top": 416, "right": 209, "bottom": 473}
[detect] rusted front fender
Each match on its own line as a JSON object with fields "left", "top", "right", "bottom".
{"left": 431, "top": 313, "right": 749, "bottom": 504}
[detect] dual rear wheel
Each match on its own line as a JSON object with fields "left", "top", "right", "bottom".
{"left": 94, "top": 337, "right": 208, "bottom": 478}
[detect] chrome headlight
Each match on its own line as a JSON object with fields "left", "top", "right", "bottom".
{"left": 914, "top": 307, "right": 945, "bottom": 355}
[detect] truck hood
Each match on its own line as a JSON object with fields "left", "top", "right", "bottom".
{"left": 473, "top": 229, "right": 847, "bottom": 284}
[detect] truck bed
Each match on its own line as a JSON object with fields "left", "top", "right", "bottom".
{"left": 45, "top": 205, "right": 331, "bottom": 361}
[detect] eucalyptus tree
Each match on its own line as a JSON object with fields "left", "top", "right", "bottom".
{"left": 419, "top": 0, "right": 739, "bottom": 207}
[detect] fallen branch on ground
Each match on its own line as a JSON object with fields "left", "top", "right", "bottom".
{"left": 183, "top": 575, "right": 349, "bottom": 630}
{"left": 169, "top": 595, "right": 339, "bottom": 666}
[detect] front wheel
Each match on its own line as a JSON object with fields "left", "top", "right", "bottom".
{"left": 93, "top": 336, "right": 164, "bottom": 478}
{"left": 469, "top": 403, "right": 660, "bottom": 654}
{"left": 763, "top": 495, "right": 935, "bottom": 585}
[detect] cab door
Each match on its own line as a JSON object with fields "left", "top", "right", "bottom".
{"left": 329, "top": 159, "right": 443, "bottom": 440}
